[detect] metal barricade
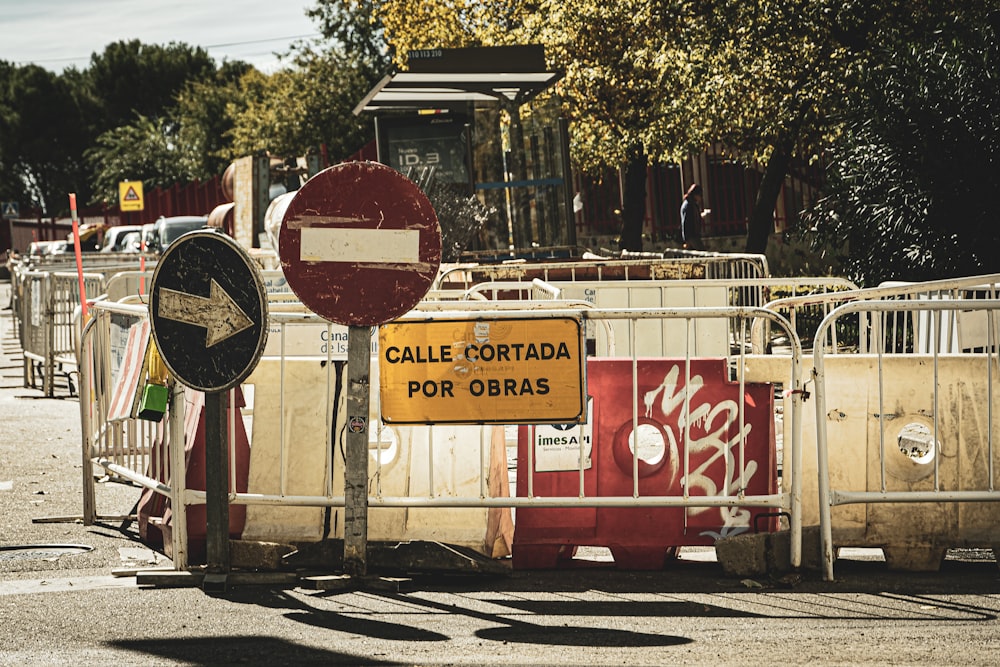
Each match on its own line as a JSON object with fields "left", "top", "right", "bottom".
{"left": 465, "top": 277, "right": 855, "bottom": 358}
{"left": 19, "top": 270, "right": 105, "bottom": 395}
{"left": 814, "top": 299, "right": 1000, "bottom": 581}
{"left": 753, "top": 273, "right": 1000, "bottom": 354}
{"left": 78, "top": 282, "right": 805, "bottom": 571}
{"left": 434, "top": 253, "right": 770, "bottom": 292}
{"left": 79, "top": 299, "right": 191, "bottom": 566}
{"left": 13, "top": 256, "right": 150, "bottom": 396}
{"left": 216, "top": 303, "right": 806, "bottom": 569}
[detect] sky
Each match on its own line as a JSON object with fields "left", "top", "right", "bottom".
{"left": 2, "top": 0, "right": 322, "bottom": 74}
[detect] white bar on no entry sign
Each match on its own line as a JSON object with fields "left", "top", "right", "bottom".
{"left": 300, "top": 227, "right": 420, "bottom": 263}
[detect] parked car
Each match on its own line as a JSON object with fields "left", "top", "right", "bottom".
{"left": 139, "top": 223, "right": 155, "bottom": 252}
{"left": 118, "top": 231, "right": 143, "bottom": 253}
{"left": 100, "top": 225, "right": 143, "bottom": 252}
{"left": 148, "top": 216, "right": 209, "bottom": 254}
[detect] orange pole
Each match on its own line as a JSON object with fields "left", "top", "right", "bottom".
{"left": 69, "top": 193, "right": 88, "bottom": 320}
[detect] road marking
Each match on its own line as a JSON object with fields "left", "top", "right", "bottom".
{"left": 0, "top": 575, "right": 137, "bottom": 596}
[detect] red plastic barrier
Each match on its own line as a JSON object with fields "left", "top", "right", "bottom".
{"left": 513, "top": 358, "right": 777, "bottom": 569}
{"left": 137, "top": 388, "right": 250, "bottom": 564}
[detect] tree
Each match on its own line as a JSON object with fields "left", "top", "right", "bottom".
{"left": 804, "top": 13, "right": 1000, "bottom": 285}
{"left": 82, "top": 40, "right": 216, "bottom": 132}
{"left": 0, "top": 63, "right": 90, "bottom": 214}
{"left": 347, "top": 0, "right": 995, "bottom": 257}
{"left": 308, "top": 0, "right": 395, "bottom": 68}
{"left": 2, "top": 41, "right": 230, "bottom": 214}
{"left": 226, "top": 4, "right": 389, "bottom": 163}
{"left": 173, "top": 61, "right": 255, "bottom": 180}
{"left": 85, "top": 115, "right": 192, "bottom": 205}
{"left": 85, "top": 59, "right": 262, "bottom": 205}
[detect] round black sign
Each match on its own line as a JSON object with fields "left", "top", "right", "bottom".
{"left": 149, "top": 230, "right": 268, "bottom": 392}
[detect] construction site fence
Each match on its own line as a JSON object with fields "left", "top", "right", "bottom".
{"left": 434, "top": 252, "right": 771, "bottom": 290}
{"left": 78, "top": 295, "right": 805, "bottom": 572}
{"left": 755, "top": 273, "right": 1000, "bottom": 354}
{"left": 813, "top": 298, "right": 1000, "bottom": 581}
{"left": 9, "top": 256, "right": 152, "bottom": 396}
{"left": 459, "top": 276, "right": 857, "bottom": 359}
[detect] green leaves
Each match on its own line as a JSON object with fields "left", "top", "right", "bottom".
{"left": 804, "top": 12, "right": 1000, "bottom": 284}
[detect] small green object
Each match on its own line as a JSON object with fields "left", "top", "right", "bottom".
{"left": 137, "top": 383, "right": 168, "bottom": 422}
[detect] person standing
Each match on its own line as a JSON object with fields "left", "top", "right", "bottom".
{"left": 680, "top": 183, "right": 706, "bottom": 250}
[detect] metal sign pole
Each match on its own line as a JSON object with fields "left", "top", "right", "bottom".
{"left": 148, "top": 230, "right": 269, "bottom": 592}
{"left": 204, "top": 390, "right": 230, "bottom": 579}
{"left": 343, "top": 325, "right": 371, "bottom": 576}
{"left": 276, "top": 162, "right": 442, "bottom": 581}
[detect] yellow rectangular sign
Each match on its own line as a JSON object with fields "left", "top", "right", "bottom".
{"left": 379, "top": 317, "right": 586, "bottom": 425}
{"left": 118, "top": 180, "right": 144, "bottom": 212}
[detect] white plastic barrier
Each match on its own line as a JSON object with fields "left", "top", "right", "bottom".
{"left": 239, "top": 310, "right": 515, "bottom": 556}
{"left": 813, "top": 299, "right": 1000, "bottom": 580}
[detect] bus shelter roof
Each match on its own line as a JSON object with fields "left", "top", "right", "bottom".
{"left": 354, "top": 70, "right": 562, "bottom": 114}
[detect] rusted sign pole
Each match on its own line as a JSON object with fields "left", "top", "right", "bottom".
{"left": 204, "top": 391, "right": 229, "bottom": 576}
{"left": 343, "top": 326, "right": 371, "bottom": 576}
{"left": 277, "top": 162, "right": 442, "bottom": 579}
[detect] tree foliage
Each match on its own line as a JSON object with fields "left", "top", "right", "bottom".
{"left": 3, "top": 16, "right": 386, "bottom": 213}
{"left": 5, "top": 1, "right": 998, "bottom": 282}
{"left": 0, "top": 63, "right": 89, "bottom": 214}
{"left": 86, "top": 115, "right": 192, "bottom": 204}
{"left": 227, "top": 48, "right": 378, "bottom": 162}
{"left": 804, "top": 14, "right": 1000, "bottom": 285}
{"left": 347, "top": 0, "right": 996, "bottom": 257}
{"left": 82, "top": 40, "right": 217, "bottom": 131}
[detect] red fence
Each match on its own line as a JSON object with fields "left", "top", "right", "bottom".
{"left": 3, "top": 146, "right": 823, "bottom": 256}
{"left": 113, "top": 176, "right": 228, "bottom": 227}
{"left": 572, "top": 148, "right": 824, "bottom": 244}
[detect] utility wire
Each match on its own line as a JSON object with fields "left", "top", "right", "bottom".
{"left": 15, "top": 32, "right": 322, "bottom": 67}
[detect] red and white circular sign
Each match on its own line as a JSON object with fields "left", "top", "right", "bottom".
{"left": 279, "top": 162, "right": 442, "bottom": 326}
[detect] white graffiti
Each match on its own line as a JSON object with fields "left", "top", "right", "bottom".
{"left": 644, "top": 364, "right": 758, "bottom": 535}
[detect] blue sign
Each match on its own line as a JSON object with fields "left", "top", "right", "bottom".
{"left": 1, "top": 201, "right": 18, "bottom": 218}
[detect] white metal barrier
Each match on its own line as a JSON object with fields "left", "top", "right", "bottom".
{"left": 11, "top": 256, "right": 150, "bottom": 396}
{"left": 434, "top": 253, "right": 770, "bottom": 292}
{"left": 215, "top": 305, "right": 806, "bottom": 568}
{"left": 78, "top": 262, "right": 805, "bottom": 571}
{"left": 754, "top": 273, "right": 1000, "bottom": 354}
{"left": 464, "top": 277, "right": 856, "bottom": 359}
{"left": 78, "top": 300, "right": 178, "bottom": 538}
{"left": 20, "top": 270, "right": 106, "bottom": 395}
{"left": 814, "top": 299, "right": 1000, "bottom": 581}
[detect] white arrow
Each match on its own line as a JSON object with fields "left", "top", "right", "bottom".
{"left": 157, "top": 279, "right": 253, "bottom": 347}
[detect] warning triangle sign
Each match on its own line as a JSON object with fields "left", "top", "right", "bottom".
{"left": 118, "top": 180, "right": 144, "bottom": 211}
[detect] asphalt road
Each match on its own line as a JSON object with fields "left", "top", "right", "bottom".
{"left": 3, "top": 277, "right": 1000, "bottom": 666}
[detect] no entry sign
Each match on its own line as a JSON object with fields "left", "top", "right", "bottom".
{"left": 278, "top": 162, "right": 442, "bottom": 326}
